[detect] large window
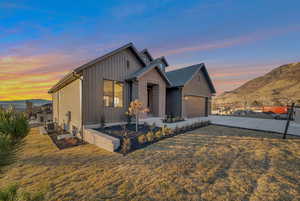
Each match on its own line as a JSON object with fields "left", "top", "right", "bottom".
{"left": 103, "top": 79, "right": 123, "bottom": 108}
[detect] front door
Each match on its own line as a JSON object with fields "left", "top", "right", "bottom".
{"left": 147, "top": 84, "right": 159, "bottom": 117}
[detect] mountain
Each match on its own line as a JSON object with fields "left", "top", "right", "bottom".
{"left": 214, "top": 62, "right": 300, "bottom": 107}
{"left": 0, "top": 99, "right": 52, "bottom": 110}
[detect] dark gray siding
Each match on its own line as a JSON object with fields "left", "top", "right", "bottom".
{"left": 82, "top": 49, "right": 144, "bottom": 124}
{"left": 166, "top": 88, "right": 182, "bottom": 117}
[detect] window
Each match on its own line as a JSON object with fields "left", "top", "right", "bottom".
{"left": 114, "top": 81, "right": 123, "bottom": 107}
{"left": 103, "top": 80, "right": 113, "bottom": 107}
{"left": 103, "top": 79, "right": 123, "bottom": 108}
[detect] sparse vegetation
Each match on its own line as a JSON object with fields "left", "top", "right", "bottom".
{"left": 0, "top": 108, "right": 45, "bottom": 201}
{"left": 146, "top": 131, "right": 154, "bottom": 142}
{"left": 121, "top": 137, "right": 131, "bottom": 155}
{"left": 214, "top": 62, "right": 300, "bottom": 107}
{"left": 137, "top": 134, "right": 146, "bottom": 144}
{"left": 126, "top": 100, "right": 149, "bottom": 132}
{"left": 1, "top": 126, "right": 300, "bottom": 201}
{"left": 154, "top": 130, "right": 162, "bottom": 139}
{"left": 0, "top": 108, "right": 29, "bottom": 171}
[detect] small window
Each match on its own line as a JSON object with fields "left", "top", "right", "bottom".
{"left": 103, "top": 80, "right": 113, "bottom": 107}
{"left": 103, "top": 79, "right": 124, "bottom": 108}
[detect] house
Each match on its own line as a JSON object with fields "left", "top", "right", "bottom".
{"left": 36, "top": 103, "right": 53, "bottom": 124}
{"left": 48, "top": 43, "right": 216, "bottom": 135}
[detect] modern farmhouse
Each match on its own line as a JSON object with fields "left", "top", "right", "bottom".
{"left": 48, "top": 43, "right": 216, "bottom": 135}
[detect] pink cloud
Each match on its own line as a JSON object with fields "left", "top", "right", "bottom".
{"left": 158, "top": 25, "right": 300, "bottom": 56}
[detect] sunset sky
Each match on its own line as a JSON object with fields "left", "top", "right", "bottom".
{"left": 1, "top": 0, "right": 300, "bottom": 100}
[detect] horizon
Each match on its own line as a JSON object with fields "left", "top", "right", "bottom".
{"left": 1, "top": 0, "right": 300, "bottom": 101}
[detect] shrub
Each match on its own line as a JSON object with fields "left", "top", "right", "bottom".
{"left": 164, "top": 127, "right": 173, "bottom": 136}
{"left": 155, "top": 130, "right": 163, "bottom": 139}
{"left": 137, "top": 134, "right": 146, "bottom": 144}
{"left": 121, "top": 138, "right": 131, "bottom": 155}
{"left": 126, "top": 99, "right": 149, "bottom": 132}
{"left": 146, "top": 132, "right": 154, "bottom": 142}
{"left": 0, "top": 109, "right": 29, "bottom": 141}
{"left": 0, "top": 109, "right": 29, "bottom": 171}
{"left": 0, "top": 184, "right": 45, "bottom": 201}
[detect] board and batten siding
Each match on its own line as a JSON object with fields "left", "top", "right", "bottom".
{"left": 82, "top": 49, "right": 144, "bottom": 124}
{"left": 52, "top": 92, "right": 59, "bottom": 122}
{"left": 52, "top": 79, "right": 81, "bottom": 133}
{"left": 182, "top": 70, "right": 212, "bottom": 117}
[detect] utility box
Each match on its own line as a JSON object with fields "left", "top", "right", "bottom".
{"left": 295, "top": 107, "right": 300, "bottom": 124}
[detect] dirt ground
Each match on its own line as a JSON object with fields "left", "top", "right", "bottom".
{"left": 1, "top": 126, "right": 300, "bottom": 201}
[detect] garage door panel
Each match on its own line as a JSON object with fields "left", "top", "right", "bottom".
{"left": 185, "top": 96, "right": 206, "bottom": 118}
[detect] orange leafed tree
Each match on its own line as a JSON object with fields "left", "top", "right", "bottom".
{"left": 126, "top": 99, "right": 149, "bottom": 132}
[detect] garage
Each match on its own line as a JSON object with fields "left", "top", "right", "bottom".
{"left": 184, "top": 96, "right": 207, "bottom": 118}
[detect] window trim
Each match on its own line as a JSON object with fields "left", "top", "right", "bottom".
{"left": 103, "top": 79, "right": 124, "bottom": 108}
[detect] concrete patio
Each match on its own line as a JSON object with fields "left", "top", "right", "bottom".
{"left": 141, "top": 115, "right": 300, "bottom": 137}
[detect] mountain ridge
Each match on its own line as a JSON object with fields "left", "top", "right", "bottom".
{"left": 214, "top": 62, "right": 300, "bottom": 107}
{"left": 0, "top": 99, "right": 52, "bottom": 110}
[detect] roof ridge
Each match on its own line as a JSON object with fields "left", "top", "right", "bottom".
{"left": 166, "top": 63, "right": 203, "bottom": 73}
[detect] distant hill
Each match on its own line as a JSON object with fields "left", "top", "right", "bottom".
{"left": 0, "top": 99, "right": 52, "bottom": 110}
{"left": 214, "top": 62, "right": 300, "bottom": 107}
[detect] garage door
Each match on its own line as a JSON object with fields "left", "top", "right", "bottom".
{"left": 185, "top": 96, "right": 206, "bottom": 118}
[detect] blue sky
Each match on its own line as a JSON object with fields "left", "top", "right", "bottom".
{"left": 0, "top": 0, "right": 300, "bottom": 100}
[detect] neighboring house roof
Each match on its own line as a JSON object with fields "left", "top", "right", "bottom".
{"left": 166, "top": 63, "right": 216, "bottom": 93}
{"left": 49, "top": 43, "right": 147, "bottom": 93}
{"left": 126, "top": 62, "right": 172, "bottom": 86}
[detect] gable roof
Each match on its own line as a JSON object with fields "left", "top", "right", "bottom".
{"left": 166, "top": 63, "right": 216, "bottom": 93}
{"left": 49, "top": 43, "right": 146, "bottom": 93}
{"left": 74, "top": 42, "right": 146, "bottom": 73}
{"left": 153, "top": 56, "right": 169, "bottom": 67}
{"left": 140, "top": 49, "right": 154, "bottom": 62}
{"left": 126, "top": 61, "right": 172, "bottom": 86}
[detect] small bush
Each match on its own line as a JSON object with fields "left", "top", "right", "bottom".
{"left": 0, "top": 184, "right": 45, "bottom": 201}
{"left": 146, "top": 132, "right": 154, "bottom": 142}
{"left": 121, "top": 138, "right": 131, "bottom": 155}
{"left": 137, "top": 135, "right": 146, "bottom": 144}
{"left": 165, "top": 127, "right": 173, "bottom": 136}
{"left": 155, "top": 130, "right": 163, "bottom": 139}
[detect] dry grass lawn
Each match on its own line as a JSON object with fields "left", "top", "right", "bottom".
{"left": 1, "top": 126, "right": 300, "bottom": 201}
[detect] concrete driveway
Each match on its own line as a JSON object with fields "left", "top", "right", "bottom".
{"left": 208, "top": 115, "right": 300, "bottom": 136}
